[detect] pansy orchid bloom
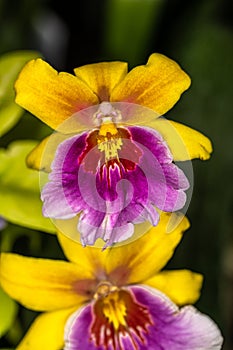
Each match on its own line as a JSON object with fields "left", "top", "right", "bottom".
{"left": 0, "top": 213, "right": 223, "bottom": 350}
{"left": 15, "top": 53, "right": 212, "bottom": 247}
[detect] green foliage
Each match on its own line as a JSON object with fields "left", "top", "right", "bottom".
{"left": 0, "top": 287, "right": 18, "bottom": 338}
{"left": 0, "top": 141, "right": 55, "bottom": 233}
{"left": 104, "top": 0, "right": 164, "bottom": 66}
{"left": 0, "top": 51, "right": 40, "bottom": 137}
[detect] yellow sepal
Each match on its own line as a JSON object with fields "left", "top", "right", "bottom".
{"left": 74, "top": 61, "right": 128, "bottom": 101}
{"left": 149, "top": 118, "right": 213, "bottom": 161}
{"left": 106, "top": 213, "right": 190, "bottom": 285}
{"left": 17, "top": 307, "right": 76, "bottom": 350}
{"left": 0, "top": 253, "right": 92, "bottom": 311}
{"left": 15, "top": 58, "right": 98, "bottom": 129}
{"left": 111, "top": 53, "right": 191, "bottom": 115}
{"left": 144, "top": 269, "right": 203, "bottom": 306}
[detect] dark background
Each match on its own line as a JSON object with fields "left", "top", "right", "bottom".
{"left": 0, "top": 0, "right": 232, "bottom": 348}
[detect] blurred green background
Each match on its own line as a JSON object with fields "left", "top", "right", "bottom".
{"left": 0, "top": 0, "right": 232, "bottom": 349}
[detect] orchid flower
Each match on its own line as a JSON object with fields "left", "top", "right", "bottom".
{"left": 15, "top": 53, "right": 212, "bottom": 247}
{"left": 0, "top": 213, "right": 222, "bottom": 349}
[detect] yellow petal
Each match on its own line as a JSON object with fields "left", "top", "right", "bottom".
{"left": 105, "top": 212, "right": 190, "bottom": 285}
{"left": 111, "top": 53, "right": 191, "bottom": 115}
{"left": 0, "top": 253, "right": 93, "bottom": 311}
{"left": 17, "top": 307, "right": 76, "bottom": 350}
{"left": 144, "top": 270, "right": 203, "bottom": 306}
{"left": 149, "top": 118, "right": 213, "bottom": 161}
{"left": 57, "top": 231, "right": 108, "bottom": 279}
{"left": 74, "top": 61, "right": 128, "bottom": 101}
{"left": 15, "top": 58, "right": 99, "bottom": 129}
{"left": 26, "top": 133, "right": 69, "bottom": 172}
{"left": 26, "top": 136, "right": 50, "bottom": 171}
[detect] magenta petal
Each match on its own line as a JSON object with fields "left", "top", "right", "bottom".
{"left": 128, "top": 126, "right": 174, "bottom": 164}
{"left": 41, "top": 133, "right": 88, "bottom": 219}
{"left": 128, "top": 127, "right": 189, "bottom": 212}
{"left": 64, "top": 304, "right": 94, "bottom": 350}
{"left": 64, "top": 286, "right": 223, "bottom": 350}
{"left": 41, "top": 125, "right": 190, "bottom": 246}
{"left": 78, "top": 210, "right": 134, "bottom": 247}
{"left": 128, "top": 286, "right": 223, "bottom": 350}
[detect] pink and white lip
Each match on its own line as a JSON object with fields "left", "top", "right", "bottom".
{"left": 41, "top": 118, "right": 189, "bottom": 247}
{"left": 64, "top": 285, "right": 223, "bottom": 350}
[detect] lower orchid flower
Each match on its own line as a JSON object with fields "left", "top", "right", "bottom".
{"left": 14, "top": 53, "right": 212, "bottom": 247}
{"left": 0, "top": 213, "right": 223, "bottom": 350}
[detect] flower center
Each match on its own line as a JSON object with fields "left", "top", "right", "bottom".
{"left": 90, "top": 283, "right": 153, "bottom": 350}
{"left": 97, "top": 122, "right": 123, "bottom": 163}
{"left": 78, "top": 103, "right": 142, "bottom": 187}
{"left": 94, "top": 103, "right": 123, "bottom": 168}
